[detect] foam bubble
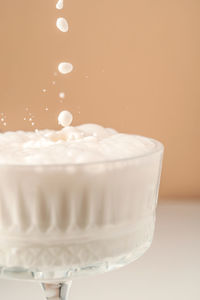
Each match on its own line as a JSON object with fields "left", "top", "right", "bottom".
{"left": 58, "top": 110, "right": 73, "bottom": 127}
{"left": 58, "top": 62, "right": 73, "bottom": 74}
{"left": 56, "top": 18, "right": 68, "bottom": 33}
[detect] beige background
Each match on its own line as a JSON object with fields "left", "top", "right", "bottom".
{"left": 0, "top": 0, "right": 199, "bottom": 198}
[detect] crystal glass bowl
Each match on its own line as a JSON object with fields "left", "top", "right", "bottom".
{"left": 0, "top": 136, "right": 163, "bottom": 299}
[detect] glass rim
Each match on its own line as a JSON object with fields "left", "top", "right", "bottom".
{"left": 0, "top": 135, "right": 164, "bottom": 169}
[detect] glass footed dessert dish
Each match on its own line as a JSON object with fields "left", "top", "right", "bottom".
{"left": 0, "top": 115, "right": 164, "bottom": 300}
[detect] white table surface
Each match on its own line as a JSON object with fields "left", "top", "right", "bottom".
{"left": 0, "top": 200, "right": 199, "bottom": 300}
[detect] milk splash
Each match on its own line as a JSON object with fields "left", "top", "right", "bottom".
{"left": 0, "top": 113, "right": 6, "bottom": 127}
{"left": 40, "top": 0, "right": 74, "bottom": 127}
{"left": 59, "top": 92, "right": 65, "bottom": 99}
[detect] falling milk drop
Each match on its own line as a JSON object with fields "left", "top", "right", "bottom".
{"left": 59, "top": 92, "right": 65, "bottom": 99}
{"left": 56, "top": 0, "right": 63, "bottom": 10}
{"left": 56, "top": 18, "right": 69, "bottom": 32}
{"left": 58, "top": 62, "right": 73, "bottom": 74}
{"left": 58, "top": 110, "right": 73, "bottom": 127}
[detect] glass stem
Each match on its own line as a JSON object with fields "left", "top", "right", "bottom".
{"left": 41, "top": 281, "right": 72, "bottom": 300}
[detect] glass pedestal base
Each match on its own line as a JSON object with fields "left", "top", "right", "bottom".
{"left": 0, "top": 239, "right": 151, "bottom": 283}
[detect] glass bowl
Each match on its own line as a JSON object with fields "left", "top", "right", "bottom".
{"left": 0, "top": 136, "right": 164, "bottom": 299}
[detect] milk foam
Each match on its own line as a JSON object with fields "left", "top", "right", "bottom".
{"left": 0, "top": 113, "right": 157, "bottom": 165}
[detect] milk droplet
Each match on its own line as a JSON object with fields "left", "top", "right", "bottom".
{"left": 58, "top": 110, "right": 73, "bottom": 127}
{"left": 52, "top": 81, "right": 56, "bottom": 85}
{"left": 1, "top": 118, "right": 4, "bottom": 122}
{"left": 58, "top": 62, "right": 73, "bottom": 74}
{"left": 3, "top": 122, "right": 6, "bottom": 126}
{"left": 59, "top": 92, "right": 65, "bottom": 99}
{"left": 56, "top": 0, "right": 63, "bottom": 10}
{"left": 31, "top": 122, "right": 35, "bottom": 126}
{"left": 45, "top": 107, "right": 49, "bottom": 111}
{"left": 56, "top": 18, "right": 69, "bottom": 32}
{"left": 42, "top": 89, "right": 47, "bottom": 93}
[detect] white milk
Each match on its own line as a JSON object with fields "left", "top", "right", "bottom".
{"left": 58, "top": 62, "right": 73, "bottom": 74}
{"left": 58, "top": 110, "right": 73, "bottom": 127}
{"left": 0, "top": 113, "right": 163, "bottom": 270}
{"left": 56, "top": 17, "right": 68, "bottom": 32}
{"left": 56, "top": 0, "right": 63, "bottom": 10}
